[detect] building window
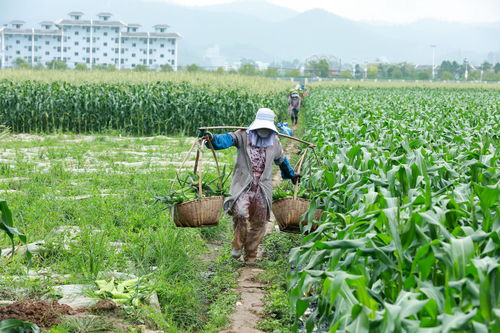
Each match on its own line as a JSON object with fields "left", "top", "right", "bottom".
{"left": 86, "top": 58, "right": 90, "bottom": 63}
{"left": 132, "top": 53, "right": 136, "bottom": 57}
{"left": 45, "top": 51, "right": 50, "bottom": 55}
{"left": 132, "top": 43, "right": 136, "bottom": 47}
{"left": 104, "top": 32, "right": 108, "bottom": 36}
{"left": 87, "top": 37, "right": 90, "bottom": 42}
{"left": 75, "top": 31, "right": 79, "bottom": 35}
{"left": 16, "top": 51, "right": 20, "bottom": 54}
{"left": 75, "top": 52, "right": 78, "bottom": 56}
{"left": 132, "top": 64, "right": 135, "bottom": 67}
{"left": 103, "top": 53, "right": 107, "bottom": 56}
{"left": 160, "top": 44, "right": 164, "bottom": 48}
{"left": 172, "top": 49, "right": 175, "bottom": 55}
{"left": 149, "top": 59, "right": 153, "bottom": 65}
{"left": 45, "top": 41, "right": 49, "bottom": 45}
{"left": 104, "top": 42, "right": 107, "bottom": 46}
{"left": 28, "top": 46, "right": 32, "bottom": 51}
{"left": 75, "top": 42, "right": 79, "bottom": 46}
{"left": 16, "top": 40, "right": 20, "bottom": 44}
{"left": 160, "top": 54, "right": 164, "bottom": 58}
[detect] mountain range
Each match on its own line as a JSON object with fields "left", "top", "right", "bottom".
{"left": 1, "top": 0, "right": 499, "bottom": 67}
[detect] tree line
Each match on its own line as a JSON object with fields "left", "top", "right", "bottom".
{"left": 9, "top": 57, "right": 500, "bottom": 81}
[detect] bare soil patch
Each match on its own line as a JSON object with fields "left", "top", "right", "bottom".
{"left": 90, "top": 299, "right": 119, "bottom": 314}
{"left": 0, "top": 300, "right": 76, "bottom": 328}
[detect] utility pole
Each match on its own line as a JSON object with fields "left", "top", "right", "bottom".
{"left": 464, "top": 57, "right": 468, "bottom": 81}
{"left": 430, "top": 45, "right": 436, "bottom": 80}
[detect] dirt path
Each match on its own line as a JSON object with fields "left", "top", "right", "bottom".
{"left": 221, "top": 221, "right": 274, "bottom": 333}
{"left": 222, "top": 135, "right": 299, "bottom": 333}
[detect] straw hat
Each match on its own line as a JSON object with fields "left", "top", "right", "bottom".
{"left": 248, "top": 108, "right": 278, "bottom": 133}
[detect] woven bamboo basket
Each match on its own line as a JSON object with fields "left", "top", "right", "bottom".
{"left": 272, "top": 197, "right": 310, "bottom": 233}
{"left": 170, "top": 137, "right": 224, "bottom": 228}
{"left": 173, "top": 196, "right": 224, "bottom": 227}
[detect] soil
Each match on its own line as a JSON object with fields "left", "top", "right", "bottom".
{"left": 221, "top": 221, "right": 275, "bottom": 333}
{"left": 223, "top": 136, "right": 300, "bottom": 332}
{"left": 0, "top": 300, "right": 76, "bottom": 328}
{"left": 90, "top": 299, "right": 119, "bottom": 313}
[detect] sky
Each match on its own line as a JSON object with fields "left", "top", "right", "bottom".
{"left": 156, "top": 0, "right": 500, "bottom": 23}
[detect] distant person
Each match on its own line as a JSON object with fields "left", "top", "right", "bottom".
{"left": 288, "top": 91, "right": 302, "bottom": 126}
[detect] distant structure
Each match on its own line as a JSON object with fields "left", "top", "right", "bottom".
{"left": 0, "top": 12, "right": 181, "bottom": 70}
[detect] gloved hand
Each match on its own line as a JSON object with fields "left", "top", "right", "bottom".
{"left": 291, "top": 174, "right": 302, "bottom": 185}
{"left": 197, "top": 129, "right": 213, "bottom": 140}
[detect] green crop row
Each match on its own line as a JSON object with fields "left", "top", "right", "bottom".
{"left": 291, "top": 87, "right": 499, "bottom": 332}
{"left": 0, "top": 79, "right": 288, "bottom": 135}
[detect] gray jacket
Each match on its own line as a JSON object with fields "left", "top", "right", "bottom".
{"left": 225, "top": 130, "right": 286, "bottom": 216}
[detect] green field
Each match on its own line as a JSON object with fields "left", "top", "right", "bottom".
{"left": 0, "top": 133, "right": 243, "bottom": 331}
{"left": 0, "top": 72, "right": 499, "bottom": 332}
{"left": 292, "top": 87, "right": 499, "bottom": 332}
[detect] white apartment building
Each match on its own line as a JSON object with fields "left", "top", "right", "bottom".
{"left": 0, "top": 12, "right": 181, "bottom": 70}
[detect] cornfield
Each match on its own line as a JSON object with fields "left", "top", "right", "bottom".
{"left": 0, "top": 77, "right": 288, "bottom": 135}
{"left": 291, "top": 87, "right": 499, "bottom": 332}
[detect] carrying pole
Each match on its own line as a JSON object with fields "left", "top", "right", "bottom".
{"left": 197, "top": 126, "right": 315, "bottom": 147}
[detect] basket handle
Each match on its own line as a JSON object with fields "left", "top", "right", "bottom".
{"left": 293, "top": 149, "right": 308, "bottom": 200}
{"left": 192, "top": 138, "right": 223, "bottom": 197}
{"left": 205, "top": 137, "right": 223, "bottom": 192}
{"left": 197, "top": 140, "right": 203, "bottom": 197}
{"left": 169, "top": 139, "right": 198, "bottom": 192}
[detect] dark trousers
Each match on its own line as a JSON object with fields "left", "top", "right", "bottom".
{"left": 290, "top": 109, "right": 299, "bottom": 125}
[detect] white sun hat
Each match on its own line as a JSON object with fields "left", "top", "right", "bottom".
{"left": 248, "top": 108, "right": 278, "bottom": 133}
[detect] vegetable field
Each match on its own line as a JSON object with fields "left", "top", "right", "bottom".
{"left": 0, "top": 81, "right": 286, "bottom": 136}
{"left": 291, "top": 87, "right": 499, "bottom": 332}
{"left": 0, "top": 70, "right": 290, "bottom": 136}
{"left": 1, "top": 70, "right": 499, "bottom": 332}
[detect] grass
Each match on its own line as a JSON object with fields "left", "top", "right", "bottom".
{"left": 256, "top": 232, "right": 302, "bottom": 333}
{"left": 0, "top": 133, "right": 239, "bottom": 331}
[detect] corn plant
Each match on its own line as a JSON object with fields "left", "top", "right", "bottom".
{"left": 0, "top": 79, "right": 288, "bottom": 136}
{"left": 0, "top": 200, "right": 30, "bottom": 259}
{"left": 290, "top": 87, "right": 500, "bottom": 332}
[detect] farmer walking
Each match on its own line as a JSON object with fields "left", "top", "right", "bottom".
{"left": 288, "top": 91, "right": 302, "bottom": 126}
{"left": 199, "top": 108, "right": 301, "bottom": 265}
